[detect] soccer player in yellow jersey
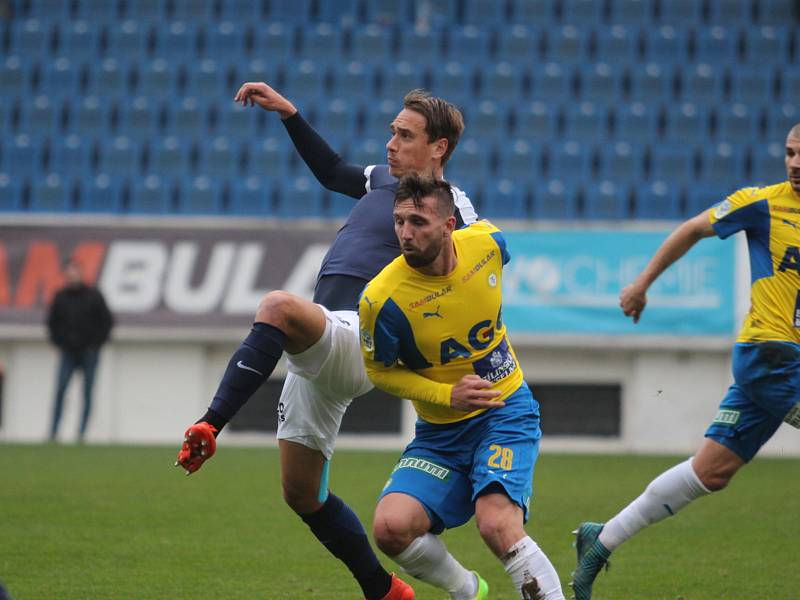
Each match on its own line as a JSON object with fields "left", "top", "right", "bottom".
{"left": 571, "top": 125, "right": 800, "bottom": 600}
{"left": 359, "top": 174, "right": 565, "bottom": 600}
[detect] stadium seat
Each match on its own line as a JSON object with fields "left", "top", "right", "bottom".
{"left": 330, "top": 61, "right": 376, "bottom": 100}
{"left": 97, "top": 136, "right": 142, "bottom": 177}
{"left": 678, "top": 63, "right": 724, "bottom": 103}
{"left": 596, "top": 141, "right": 645, "bottom": 183}
{"left": 481, "top": 62, "right": 526, "bottom": 101}
{"left": 216, "top": 101, "right": 266, "bottom": 139}
{"left": 693, "top": 26, "right": 739, "bottom": 63}
{"left": 277, "top": 176, "right": 324, "bottom": 218}
{"left": 129, "top": 175, "right": 173, "bottom": 213}
{"left": 445, "top": 138, "right": 492, "bottom": 182}
{"left": 530, "top": 62, "right": 573, "bottom": 102}
{"left": 363, "top": 98, "right": 399, "bottom": 140}
{"left": 56, "top": 20, "right": 99, "bottom": 61}
{"left": 742, "top": 25, "right": 789, "bottom": 64}
{"left": 514, "top": 100, "right": 558, "bottom": 140}
{"left": 544, "top": 25, "right": 589, "bottom": 63}
{"left": 649, "top": 143, "right": 696, "bottom": 183}
{"left": 765, "top": 103, "right": 798, "bottom": 140}
{"left": 466, "top": 100, "right": 508, "bottom": 140}
{"left": 203, "top": 21, "right": 247, "bottom": 58}
{"left": 281, "top": 59, "right": 328, "bottom": 98}
{"left": 177, "top": 176, "right": 223, "bottom": 214}
{"left": 135, "top": 58, "right": 180, "bottom": 100}
{"left": 497, "top": 139, "right": 544, "bottom": 181}
{"left": 633, "top": 180, "right": 682, "bottom": 219}
{"left": 428, "top": 61, "right": 473, "bottom": 106}
{"left": 751, "top": 142, "right": 786, "bottom": 186}
{"left": 152, "top": 21, "right": 199, "bottom": 60}
{"left": 780, "top": 70, "right": 800, "bottom": 102}
{"left": 234, "top": 59, "right": 275, "bottom": 88}
{"left": 29, "top": 0, "right": 74, "bottom": 18}
{"left": 363, "top": 0, "right": 414, "bottom": 24}
{"left": 2, "top": 134, "right": 44, "bottom": 176}
{"left": 594, "top": 25, "right": 640, "bottom": 64}
{"left": 265, "top": 0, "right": 312, "bottom": 22}
{"left": 9, "top": 18, "right": 53, "bottom": 56}
{"left": 0, "top": 55, "right": 27, "bottom": 97}
{"left": 482, "top": 179, "right": 529, "bottom": 219}
{"left": 229, "top": 176, "right": 274, "bottom": 216}
{"left": 116, "top": 96, "right": 163, "bottom": 141}
{"left": 248, "top": 137, "right": 293, "bottom": 179}
{"left": 105, "top": 20, "right": 150, "bottom": 59}
{"left": 30, "top": 173, "right": 73, "bottom": 212}
{"left": 496, "top": 25, "right": 539, "bottom": 63}
{"left": 563, "top": 101, "right": 609, "bottom": 139}
{"left": 396, "top": 26, "right": 442, "bottom": 65}
{"left": 17, "top": 95, "right": 62, "bottom": 137}
{"left": 757, "top": 0, "right": 796, "bottom": 22}
{"left": 185, "top": 59, "right": 229, "bottom": 98}
{"left": 123, "top": 0, "right": 164, "bottom": 19}
{"left": 299, "top": 23, "right": 344, "bottom": 63}
{"left": 715, "top": 103, "right": 761, "bottom": 143}
{"left": 531, "top": 179, "right": 579, "bottom": 219}
{"left": 584, "top": 180, "right": 630, "bottom": 219}
{"left": 609, "top": 0, "right": 653, "bottom": 23}
{"left": 84, "top": 57, "right": 129, "bottom": 99}
{"left": 252, "top": 23, "right": 295, "bottom": 61}
{"left": 728, "top": 65, "right": 776, "bottom": 106}
{"left": 561, "top": 0, "right": 605, "bottom": 24}
{"left": 698, "top": 142, "right": 747, "bottom": 183}
{"left": 657, "top": 0, "right": 703, "bottom": 21}
{"left": 77, "top": 173, "right": 124, "bottom": 213}
{"left": 686, "top": 182, "right": 734, "bottom": 216}
{"left": 309, "top": 98, "right": 360, "bottom": 145}
{"left": 164, "top": 97, "right": 210, "bottom": 138}
{"left": 75, "top": 0, "right": 120, "bottom": 19}
{"left": 663, "top": 102, "right": 711, "bottom": 144}
{"left": 317, "top": 0, "right": 360, "bottom": 25}
{"left": 548, "top": 141, "right": 593, "bottom": 180}
{"left": 510, "top": 0, "right": 556, "bottom": 24}
{"left": 577, "top": 62, "right": 623, "bottom": 103}
{"left": 218, "top": 0, "right": 264, "bottom": 20}
{"left": 0, "top": 173, "right": 23, "bottom": 212}
{"left": 171, "top": 0, "right": 215, "bottom": 20}
{"left": 347, "top": 138, "right": 386, "bottom": 169}
{"left": 196, "top": 136, "right": 241, "bottom": 178}
{"left": 146, "top": 136, "right": 192, "bottom": 176}
{"left": 464, "top": 0, "right": 509, "bottom": 23}
{"left": 350, "top": 24, "right": 394, "bottom": 61}
{"left": 48, "top": 134, "right": 93, "bottom": 175}
{"left": 707, "top": 0, "right": 753, "bottom": 23}
{"left": 642, "top": 24, "right": 689, "bottom": 62}
{"left": 38, "top": 57, "right": 82, "bottom": 99}
{"left": 628, "top": 62, "right": 675, "bottom": 102}
{"left": 446, "top": 26, "right": 491, "bottom": 62}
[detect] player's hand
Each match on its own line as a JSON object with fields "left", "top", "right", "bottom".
{"left": 620, "top": 282, "right": 647, "bottom": 324}
{"left": 450, "top": 374, "right": 503, "bottom": 412}
{"left": 175, "top": 422, "right": 218, "bottom": 476}
{"left": 233, "top": 82, "right": 297, "bottom": 119}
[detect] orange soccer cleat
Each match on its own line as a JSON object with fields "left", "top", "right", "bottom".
{"left": 377, "top": 574, "right": 414, "bottom": 600}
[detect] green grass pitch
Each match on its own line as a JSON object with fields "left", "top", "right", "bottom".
{"left": 1, "top": 444, "right": 798, "bottom": 599}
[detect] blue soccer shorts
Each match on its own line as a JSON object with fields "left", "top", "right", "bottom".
{"left": 705, "top": 341, "right": 800, "bottom": 462}
{"left": 379, "top": 383, "right": 541, "bottom": 533}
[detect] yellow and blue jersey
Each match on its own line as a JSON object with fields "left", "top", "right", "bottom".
{"left": 709, "top": 181, "right": 800, "bottom": 343}
{"left": 358, "top": 220, "right": 523, "bottom": 424}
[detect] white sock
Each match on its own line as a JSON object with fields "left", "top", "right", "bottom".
{"left": 599, "top": 458, "right": 712, "bottom": 551}
{"left": 501, "top": 536, "right": 565, "bottom": 600}
{"left": 393, "top": 533, "right": 476, "bottom": 600}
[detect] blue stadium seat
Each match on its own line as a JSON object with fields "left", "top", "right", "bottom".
{"left": 116, "top": 96, "right": 162, "bottom": 141}
{"left": 229, "top": 176, "right": 274, "bottom": 216}
{"left": 203, "top": 21, "right": 247, "bottom": 58}
{"left": 548, "top": 140, "right": 593, "bottom": 180}
{"left": 129, "top": 175, "right": 173, "bottom": 213}
{"left": 563, "top": 101, "right": 609, "bottom": 139}
{"left": 678, "top": 63, "right": 724, "bottom": 103}
{"left": 78, "top": 173, "right": 123, "bottom": 213}
{"left": 218, "top": 0, "right": 264, "bottom": 20}
{"left": 56, "top": 20, "right": 99, "bottom": 61}
{"left": 29, "top": 0, "right": 74, "bottom": 18}
{"left": 9, "top": 18, "right": 53, "bottom": 56}
{"left": 177, "top": 176, "right": 223, "bottom": 214}
{"left": 363, "top": 99, "right": 399, "bottom": 140}
{"left": 728, "top": 65, "right": 776, "bottom": 106}
{"left": 66, "top": 96, "right": 110, "bottom": 136}
{"left": 780, "top": 70, "right": 800, "bottom": 102}
{"left": 628, "top": 62, "right": 674, "bottom": 102}
{"left": 577, "top": 62, "right": 623, "bottom": 103}
{"left": 277, "top": 176, "right": 324, "bottom": 218}
{"left": 0, "top": 55, "right": 28, "bottom": 97}
{"left": 481, "top": 62, "right": 526, "bottom": 100}
{"left": 657, "top": 0, "right": 703, "bottom": 21}
{"left": 38, "top": 57, "right": 82, "bottom": 99}
{"left": 642, "top": 24, "right": 689, "bottom": 62}
{"left": 686, "top": 182, "right": 733, "bottom": 216}
{"left": 715, "top": 103, "right": 761, "bottom": 143}
{"left": 281, "top": 59, "right": 328, "bottom": 98}
{"left": 708, "top": 0, "right": 753, "bottom": 23}
{"left": 482, "top": 179, "right": 529, "bottom": 218}
{"left": 363, "top": 0, "right": 414, "bottom": 24}
{"left": 309, "top": 98, "right": 360, "bottom": 146}
{"left": 765, "top": 103, "right": 798, "bottom": 140}
{"left": 105, "top": 20, "right": 150, "bottom": 59}
{"left": 331, "top": 61, "right": 376, "bottom": 100}
{"left": 634, "top": 180, "right": 682, "bottom": 219}
{"left": 234, "top": 59, "right": 275, "bottom": 87}
{"left": 123, "top": 0, "right": 164, "bottom": 19}
{"left": 185, "top": 59, "right": 229, "bottom": 98}
{"left": 463, "top": 0, "right": 509, "bottom": 23}
{"left": 348, "top": 138, "right": 387, "bottom": 169}
{"left": 561, "top": 0, "right": 605, "bottom": 24}
{"left": 698, "top": 142, "right": 747, "bottom": 183}
{"left": 466, "top": 100, "right": 508, "bottom": 139}
{"left": 216, "top": 101, "right": 266, "bottom": 139}
{"left": 597, "top": 141, "right": 645, "bottom": 183}
{"left": 514, "top": 100, "right": 558, "bottom": 140}
{"left": 445, "top": 138, "right": 492, "bottom": 182}
{"left": 136, "top": 58, "right": 180, "bottom": 100}
{"left": 84, "top": 57, "right": 129, "bottom": 99}
{"left": 164, "top": 97, "right": 210, "bottom": 137}
{"left": 2, "top": 134, "right": 44, "bottom": 176}
{"left": 252, "top": 23, "right": 295, "bottom": 61}
{"left": 757, "top": 0, "right": 796, "bottom": 22}
{"left": 496, "top": 25, "right": 539, "bottom": 63}
{"left": 428, "top": 61, "right": 473, "bottom": 105}
{"left": 248, "top": 137, "right": 292, "bottom": 179}
{"left": 75, "top": 0, "right": 120, "bottom": 19}
{"left": 608, "top": 0, "right": 653, "bottom": 23}
{"left": 0, "top": 173, "right": 23, "bottom": 212}
{"left": 446, "top": 25, "right": 491, "bottom": 62}
{"left": 694, "top": 26, "right": 739, "bottom": 63}
{"left": 743, "top": 25, "right": 789, "bottom": 64}
{"left": 531, "top": 179, "right": 579, "bottom": 219}
{"left": 152, "top": 21, "right": 199, "bottom": 60}
{"left": 663, "top": 102, "right": 711, "bottom": 144}
{"left": 196, "top": 136, "right": 241, "bottom": 178}
{"left": 350, "top": 24, "right": 394, "bottom": 61}
{"left": 530, "top": 62, "right": 573, "bottom": 102}
{"left": 594, "top": 25, "right": 640, "bottom": 64}
{"left": 171, "top": 0, "right": 215, "bottom": 20}
{"left": 649, "top": 143, "right": 696, "bottom": 183}
{"left": 146, "top": 136, "right": 191, "bottom": 176}
{"left": 751, "top": 142, "right": 785, "bottom": 186}
{"left": 497, "top": 139, "right": 544, "bottom": 181}
{"left": 396, "top": 26, "right": 442, "bottom": 65}
{"left": 510, "top": 0, "right": 556, "bottom": 24}
{"left": 265, "top": 0, "right": 312, "bottom": 21}
{"left": 30, "top": 173, "right": 73, "bottom": 212}
{"left": 48, "top": 134, "right": 93, "bottom": 175}
{"left": 97, "top": 136, "right": 142, "bottom": 177}
{"left": 317, "top": 0, "right": 360, "bottom": 25}
{"left": 545, "top": 25, "right": 589, "bottom": 63}
{"left": 299, "top": 23, "right": 343, "bottom": 63}
{"left": 584, "top": 180, "right": 630, "bottom": 219}
{"left": 384, "top": 61, "right": 428, "bottom": 102}
{"left": 17, "top": 95, "right": 61, "bottom": 137}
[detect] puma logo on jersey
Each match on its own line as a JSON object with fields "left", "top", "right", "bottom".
{"left": 423, "top": 305, "right": 443, "bottom": 319}
{"left": 363, "top": 296, "right": 376, "bottom": 310}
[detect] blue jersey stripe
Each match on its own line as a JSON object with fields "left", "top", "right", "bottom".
{"left": 713, "top": 199, "right": 772, "bottom": 283}
{"left": 490, "top": 231, "right": 510, "bottom": 265}
{"left": 374, "top": 297, "right": 433, "bottom": 370}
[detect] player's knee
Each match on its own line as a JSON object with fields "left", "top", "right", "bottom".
{"left": 255, "top": 290, "right": 297, "bottom": 327}
{"left": 281, "top": 479, "right": 320, "bottom": 515}
{"left": 372, "top": 513, "right": 414, "bottom": 557}
{"left": 697, "top": 471, "right": 731, "bottom": 492}
{"left": 475, "top": 510, "right": 512, "bottom": 546}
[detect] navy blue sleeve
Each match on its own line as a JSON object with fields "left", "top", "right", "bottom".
{"left": 491, "top": 231, "right": 511, "bottom": 265}
{"left": 281, "top": 112, "right": 367, "bottom": 199}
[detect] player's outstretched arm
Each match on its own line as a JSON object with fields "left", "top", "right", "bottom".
{"left": 234, "top": 82, "right": 297, "bottom": 118}
{"left": 620, "top": 209, "right": 715, "bottom": 323}
{"left": 174, "top": 421, "right": 218, "bottom": 475}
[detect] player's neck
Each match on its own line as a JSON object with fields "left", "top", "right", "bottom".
{"left": 415, "top": 242, "right": 457, "bottom": 277}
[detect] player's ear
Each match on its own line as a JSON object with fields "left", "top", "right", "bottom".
{"left": 432, "top": 138, "right": 448, "bottom": 162}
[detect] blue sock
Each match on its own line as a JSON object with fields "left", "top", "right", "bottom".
{"left": 301, "top": 493, "right": 392, "bottom": 599}
{"left": 209, "top": 322, "right": 285, "bottom": 421}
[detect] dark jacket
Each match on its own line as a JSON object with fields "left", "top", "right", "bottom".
{"left": 46, "top": 283, "right": 114, "bottom": 353}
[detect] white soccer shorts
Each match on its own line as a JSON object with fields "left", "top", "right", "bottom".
{"left": 275, "top": 306, "right": 373, "bottom": 459}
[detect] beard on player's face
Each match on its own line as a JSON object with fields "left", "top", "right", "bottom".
{"left": 402, "top": 237, "right": 442, "bottom": 268}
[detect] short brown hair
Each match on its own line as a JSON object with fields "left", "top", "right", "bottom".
{"left": 403, "top": 89, "right": 464, "bottom": 167}
{"left": 394, "top": 173, "right": 455, "bottom": 217}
